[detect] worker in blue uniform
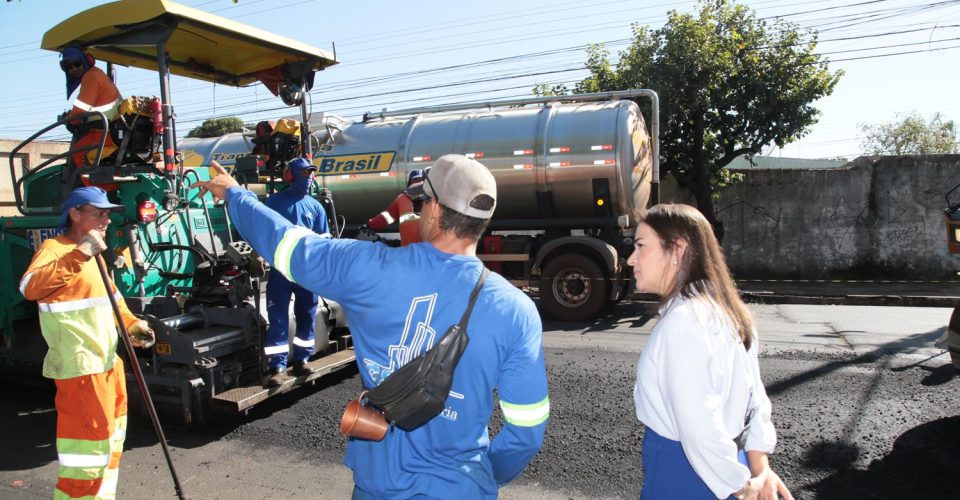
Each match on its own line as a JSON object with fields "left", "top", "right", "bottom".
{"left": 263, "top": 157, "right": 331, "bottom": 387}
{"left": 194, "top": 155, "right": 549, "bottom": 499}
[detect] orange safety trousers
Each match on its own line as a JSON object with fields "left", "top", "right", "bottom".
{"left": 72, "top": 130, "right": 118, "bottom": 170}
{"left": 53, "top": 357, "right": 127, "bottom": 500}
{"left": 73, "top": 130, "right": 120, "bottom": 192}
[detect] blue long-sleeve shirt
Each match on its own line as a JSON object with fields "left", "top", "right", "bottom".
{"left": 264, "top": 186, "right": 329, "bottom": 235}
{"left": 226, "top": 187, "right": 549, "bottom": 498}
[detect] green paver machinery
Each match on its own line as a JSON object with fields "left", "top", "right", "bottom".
{"left": 0, "top": 0, "right": 356, "bottom": 425}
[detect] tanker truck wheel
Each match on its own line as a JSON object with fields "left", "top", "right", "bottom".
{"left": 948, "top": 305, "right": 960, "bottom": 371}
{"left": 539, "top": 253, "right": 608, "bottom": 322}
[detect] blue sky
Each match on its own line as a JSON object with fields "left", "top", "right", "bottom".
{"left": 1, "top": 0, "right": 958, "bottom": 160}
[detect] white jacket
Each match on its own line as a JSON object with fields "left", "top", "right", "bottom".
{"left": 634, "top": 294, "right": 776, "bottom": 498}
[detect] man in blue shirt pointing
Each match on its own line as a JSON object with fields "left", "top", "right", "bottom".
{"left": 194, "top": 154, "right": 549, "bottom": 499}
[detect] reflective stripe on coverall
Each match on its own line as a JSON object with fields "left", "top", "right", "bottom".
{"left": 21, "top": 235, "right": 140, "bottom": 499}
{"left": 264, "top": 275, "right": 318, "bottom": 369}
{"left": 367, "top": 192, "right": 421, "bottom": 246}
{"left": 395, "top": 193, "right": 421, "bottom": 246}
{"left": 69, "top": 67, "right": 122, "bottom": 168}
{"left": 53, "top": 358, "right": 127, "bottom": 500}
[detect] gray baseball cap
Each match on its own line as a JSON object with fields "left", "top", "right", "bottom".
{"left": 418, "top": 154, "right": 497, "bottom": 219}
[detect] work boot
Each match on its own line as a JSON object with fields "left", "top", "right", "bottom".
{"left": 288, "top": 360, "right": 317, "bottom": 377}
{"left": 264, "top": 367, "right": 285, "bottom": 388}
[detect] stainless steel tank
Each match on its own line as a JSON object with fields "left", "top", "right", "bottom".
{"left": 179, "top": 98, "right": 653, "bottom": 226}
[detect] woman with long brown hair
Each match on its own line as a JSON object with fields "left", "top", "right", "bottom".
{"left": 628, "top": 204, "right": 792, "bottom": 500}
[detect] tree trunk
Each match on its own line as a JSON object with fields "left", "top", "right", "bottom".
{"left": 690, "top": 114, "right": 725, "bottom": 244}
{"left": 690, "top": 178, "right": 724, "bottom": 245}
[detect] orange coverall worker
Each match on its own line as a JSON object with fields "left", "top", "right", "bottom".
{"left": 67, "top": 66, "right": 122, "bottom": 169}
{"left": 367, "top": 191, "right": 422, "bottom": 246}
{"left": 20, "top": 234, "right": 141, "bottom": 499}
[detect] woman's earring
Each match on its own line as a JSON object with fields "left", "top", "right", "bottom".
{"left": 672, "top": 260, "right": 678, "bottom": 265}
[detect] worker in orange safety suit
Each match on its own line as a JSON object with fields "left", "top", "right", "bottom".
{"left": 365, "top": 169, "right": 426, "bottom": 246}
{"left": 20, "top": 186, "right": 155, "bottom": 500}
{"left": 59, "top": 46, "right": 123, "bottom": 176}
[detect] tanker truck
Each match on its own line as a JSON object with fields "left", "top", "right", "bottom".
{"left": 180, "top": 91, "right": 660, "bottom": 322}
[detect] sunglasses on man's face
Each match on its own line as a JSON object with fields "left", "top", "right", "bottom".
{"left": 60, "top": 60, "right": 83, "bottom": 71}
{"left": 406, "top": 170, "right": 437, "bottom": 204}
{"left": 74, "top": 206, "right": 112, "bottom": 219}
{"left": 423, "top": 171, "right": 439, "bottom": 206}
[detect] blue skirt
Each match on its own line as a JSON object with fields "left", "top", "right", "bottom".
{"left": 640, "top": 427, "right": 748, "bottom": 500}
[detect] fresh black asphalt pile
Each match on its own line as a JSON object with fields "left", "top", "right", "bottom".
{"left": 225, "top": 346, "right": 960, "bottom": 500}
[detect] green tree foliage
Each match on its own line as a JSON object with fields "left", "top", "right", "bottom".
{"left": 186, "top": 117, "right": 245, "bottom": 138}
{"left": 531, "top": 83, "right": 570, "bottom": 97}
{"left": 860, "top": 112, "right": 959, "bottom": 155}
{"left": 565, "top": 0, "right": 841, "bottom": 240}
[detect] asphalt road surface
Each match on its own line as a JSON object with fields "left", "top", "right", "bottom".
{"left": 2, "top": 301, "right": 958, "bottom": 499}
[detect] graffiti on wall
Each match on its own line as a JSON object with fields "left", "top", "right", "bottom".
{"left": 712, "top": 157, "right": 951, "bottom": 278}
{"left": 716, "top": 200, "right": 782, "bottom": 246}
{"left": 822, "top": 195, "right": 869, "bottom": 253}
{"left": 719, "top": 194, "right": 929, "bottom": 253}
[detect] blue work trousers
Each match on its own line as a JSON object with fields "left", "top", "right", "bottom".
{"left": 640, "top": 427, "right": 748, "bottom": 500}
{"left": 265, "top": 272, "right": 318, "bottom": 370}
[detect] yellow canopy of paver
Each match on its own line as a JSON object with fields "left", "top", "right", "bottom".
{"left": 41, "top": 0, "right": 338, "bottom": 86}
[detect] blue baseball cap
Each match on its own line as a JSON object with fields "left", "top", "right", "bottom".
{"left": 407, "top": 169, "right": 424, "bottom": 185}
{"left": 288, "top": 157, "right": 317, "bottom": 175}
{"left": 60, "top": 46, "right": 85, "bottom": 65}
{"left": 59, "top": 187, "right": 124, "bottom": 229}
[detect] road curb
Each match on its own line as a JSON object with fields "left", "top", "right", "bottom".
{"left": 741, "top": 292, "right": 958, "bottom": 307}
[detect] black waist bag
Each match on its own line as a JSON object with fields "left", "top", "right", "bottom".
{"left": 365, "top": 268, "right": 488, "bottom": 431}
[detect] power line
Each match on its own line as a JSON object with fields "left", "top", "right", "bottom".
{"left": 4, "top": 0, "right": 958, "bottom": 152}
{"left": 766, "top": 0, "right": 891, "bottom": 20}
{"left": 8, "top": 17, "right": 948, "bottom": 111}
{"left": 167, "top": 39, "right": 960, "bottom": 124}
{"left": 805, "top": 0, "right": 960, "bottom": 32}
{"left": 819, "top": 41, "right": 960, "bottom": 62}
{"left": 173, "top": 66, "right": 589, "bottom": 120}
{"left": 335, "top": 0, "right": 626, "bottom": 45}
{"left": 0, "top": 36, "right": 630, "bottom": 110}
{"left": 819, "top": 35, "right": 960, "bottom": 54}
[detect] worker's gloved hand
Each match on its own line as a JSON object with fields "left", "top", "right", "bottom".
{"left": 76, "top": 230, "right": 108, "bottom": 257}
{"left": 356, "top": 225, "right": 380, "bottom": 242}
{"left": 129, "top": 320, "right": 155, "bottom": 349}
{"left": 58, "top": 111, "right": 81, "bottom": 134}
{"left": 249, "top": 255, "right": 269, "bottom": 279}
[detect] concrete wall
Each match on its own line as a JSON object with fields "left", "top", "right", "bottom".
{"left": 665, "top": 155, "right": 960, "bottom": 280}
{"left": 0, "top": 139, "right": 69, "bottom": 216}
{"left": 1, "top": 141, "right": 955, "bottom": 279}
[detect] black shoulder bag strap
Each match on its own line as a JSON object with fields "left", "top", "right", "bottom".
{"left": 456, "top": 267, "right": 489, "bottom": 335}
{"left": 364, "top": 267, "right": 489, "bottom": 430}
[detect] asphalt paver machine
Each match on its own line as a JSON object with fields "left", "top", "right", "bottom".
{"left": 0, "top": 0, "right": 355, "bottom": 425}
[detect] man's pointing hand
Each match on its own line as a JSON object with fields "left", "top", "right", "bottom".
{"left": 191, "top": 160, "right": 240, "bottom": 202}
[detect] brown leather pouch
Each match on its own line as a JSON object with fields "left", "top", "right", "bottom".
{"left": 339, "top": 391, "right": 388, "bottom": 441}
